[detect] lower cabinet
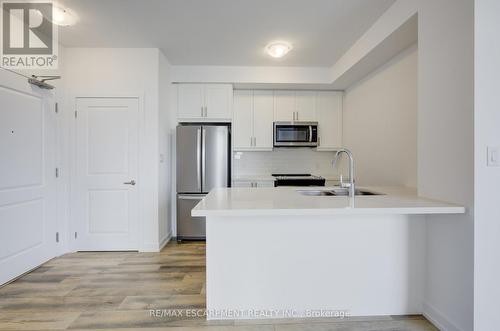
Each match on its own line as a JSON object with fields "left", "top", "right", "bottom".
{"left": 232, "top": 180, "right": 275, "bottom": 188}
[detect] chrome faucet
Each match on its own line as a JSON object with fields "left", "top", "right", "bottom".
{"left": 332, "top": 148, "right": 355, "bottom": 198}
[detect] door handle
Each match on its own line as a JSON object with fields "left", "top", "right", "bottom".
{"left": 124, "top": 180, "right": 136, "bottom": 185}
{"left": 197, "top": 128, "right": 202, "bottom": 190}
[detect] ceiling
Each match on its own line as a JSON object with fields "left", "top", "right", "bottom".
{"left": 58, "top": 0, "right": 396, "bottom": 67}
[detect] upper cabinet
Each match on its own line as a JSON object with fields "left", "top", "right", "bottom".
{"left": 274, "top": 91, "right": 296, "bottom": 122}
{"left": 316, "top": 91, "right": 343, "bottom": 150}
{"left": 295, "top": 91, "right": 316, "bottom": 121}
{"left": 233, "top": 90, "right": 274, "bottom": 151}
{"left": 274, "top": 91, "right": 316, "bottom": 122}
{"left": 234, "top": 89, "right": 342, "bottom": 152}
{"left": 177, "top": 84, "right": 233, "bottom": 121}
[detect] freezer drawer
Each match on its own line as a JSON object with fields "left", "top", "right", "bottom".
{"left": 177, "top": 194, "right": 206, "bottom": 240}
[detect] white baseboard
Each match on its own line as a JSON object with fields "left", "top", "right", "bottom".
{"left": 423, "top": 302, "right": 464, "bottom": 331}
{"left": 159, "top": 232, "right": 172, "bottom": 251}
{"left": 140, "top": 242, "right": 160, "bottom": 252}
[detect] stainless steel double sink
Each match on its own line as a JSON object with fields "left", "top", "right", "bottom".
{"left": 297, "top": 188, "right": 383, "bottom": 196}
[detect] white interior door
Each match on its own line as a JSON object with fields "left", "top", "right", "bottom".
{"left": 74, "top": 97, "right": 139, "bottom": 251}
{"left": 0, "top": 69, "right": 57, "bottom": 285}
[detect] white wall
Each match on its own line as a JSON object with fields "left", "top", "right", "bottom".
{"left": 417, "top": 1, "right": 474, "bottom": 331}
{"left": 158, "top": 51, "right": 174, "bottom": 247}
{"left": 342, "top": 1, "right": 474, "bottom": 329}
{"left": 343, "top": 45, "right": 417, "bottom": 187}
{"left": 62, "top": 48, "right": 163, "bottom": 251}
{"left": 474, "top": 0, "right": 500, "bottom": 329}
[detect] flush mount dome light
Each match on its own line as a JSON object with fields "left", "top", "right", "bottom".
{"left": 266, "top": 42, "right": 292, "bottom": 58}
{"left": 52, "top": 6, "right": 78, "bottom": 26}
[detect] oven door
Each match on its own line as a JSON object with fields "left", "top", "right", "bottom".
{"left": 274, "top": 122, "right": 318, "bottom": 147}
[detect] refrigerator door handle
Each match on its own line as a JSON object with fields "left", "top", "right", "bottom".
{"left": 196, "top": 127, "right": 202, "bottom": 191}
{"left": 201, "top": 127, "right": 206, "bottom": 192}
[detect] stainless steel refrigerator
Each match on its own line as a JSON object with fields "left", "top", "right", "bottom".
{"left": 176, "top": 124, "right": 230, "bottom": 241}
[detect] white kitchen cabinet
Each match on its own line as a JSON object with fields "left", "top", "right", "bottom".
{"left": 316, "top": 91, "right": 343, "bottom": 150}
{"left": 274, "top": 91, "right": 296, "bottom": 121}
{"left": 233, "top": 90, "right": 253, "bottom": 149}
{"left": 274, "top": 91, "right": 316, "bottom": 122}
{"left": 177, "top": 84, "right": 232, "bottom": 121}
{"left": 177, "top": 84, "right": 205, "bottom": 119}
{"left": 295, "top": 91, "right": 316, "bottom": 121}
{"left": 233, "top": 90, "right": 273, "bottom": 151}
{"left": 252, "top": 91, "right": 274, "bottom": 149}
{"left": 232, "top": 179, "right": 275, "bottom": 188}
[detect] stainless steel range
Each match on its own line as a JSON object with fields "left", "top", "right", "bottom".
{"left": 272, "top": 173, "right": 326, "bottom": 187}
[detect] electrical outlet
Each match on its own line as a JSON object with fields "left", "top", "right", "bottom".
{"left": 487, "top": 146, "right": 500, "bottom": 167}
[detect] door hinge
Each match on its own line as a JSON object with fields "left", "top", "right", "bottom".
{"left": 55, "top": 102, "right": 58, "bottom": 113}
{"left": 74, "top": 110, "right": 77, "bottom": 118}
{"left": 56, "top": 232, "right": 59, "bottom": 243}
{"left": 74, "top": 232, "right": 78, "bottom": 239}
{"left": 55, "top": 168, "right": 59, "bottom": 178}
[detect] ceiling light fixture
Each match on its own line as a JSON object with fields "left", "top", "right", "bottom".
{"left": 52, "top": 6, "right": 78, "bottom": 26}
{"left": 266, "top": 42, "right": 292, "bottom": 58}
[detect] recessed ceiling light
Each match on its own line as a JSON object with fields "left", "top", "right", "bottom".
{"left": 266, "top": 42, "right": 292, "bottom": 58}
{"left": 52, "top": 6, "right": 78, "bottom": 26}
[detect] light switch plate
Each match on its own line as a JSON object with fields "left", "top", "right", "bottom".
{"left": 487, "top": 146, "right": 500, "bottom": 167}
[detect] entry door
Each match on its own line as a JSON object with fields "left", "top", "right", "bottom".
{"left": 0, "top": 69, "right": 57, "bottom": 285}
{"left": 74, "top": 97, "right": 139, "bottom": 251}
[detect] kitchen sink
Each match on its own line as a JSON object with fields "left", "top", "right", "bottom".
{"left": 297, "top": 188, "right": 384, "bottom": 196}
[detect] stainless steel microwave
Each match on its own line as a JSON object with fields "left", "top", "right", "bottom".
{"left": 274, "top": 122, "right": 318, "bottom": 147}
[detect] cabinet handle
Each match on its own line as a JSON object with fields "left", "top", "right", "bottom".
{"left": 296, "top": 111, "right": 299, "bottom": 121}
{"left": 254, "top": 137, "right": 256, "bottom": 146}
{"left": 204, "top": 106, "right": 208, "bottom": 117}
{"left": 201, "top": 106, "right": 203, "bottom": 117}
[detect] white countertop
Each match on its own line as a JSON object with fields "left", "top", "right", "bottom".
{"left": 192, "top": 186, "right": 466, "bottom": 217}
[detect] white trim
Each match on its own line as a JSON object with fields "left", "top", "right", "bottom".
{"left": 159, "top": 231, "right": 172, "bottom": 251}
{"left": 423, "top": 302, "right": 465, "bottom": 331}
{"left": 68, "top": 92, "right": 145, "bottom": 252}
{"left": 141, "top": 242, "right": 161, "bottom": 253}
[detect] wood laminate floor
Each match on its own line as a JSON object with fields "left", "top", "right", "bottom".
{"left": 0, "top": 241, "right": 438, "bottom": 331}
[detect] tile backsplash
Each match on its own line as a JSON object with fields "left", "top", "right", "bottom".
{"left": 232, "top": 149, "right": 341, "bottom": 178}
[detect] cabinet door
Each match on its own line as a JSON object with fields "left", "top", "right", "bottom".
{"left": 252, "top": 90, "right": 274, "bottom": 150}
{"left": 232, "top": 180, "right": 253, "bottom": 188}
{"left": 255, "top": 180, "right": 275, "bottom": 188}
{"left": 274, "top": 91, "right": 296, "bottom": 121}
{"left": 233, "top": 90, "right": 253, "bottom": 150}
{"left": 295, "top": 91, "right": 316, "bottom": 121}
{"left": 316, "top": 91, "right": 342, "bottom": 150}
{"left": 205, "top": 84, "right": 233, "bottom": 120}
{"left": 178, "top": 84, "right": 204, "bottom": 119}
